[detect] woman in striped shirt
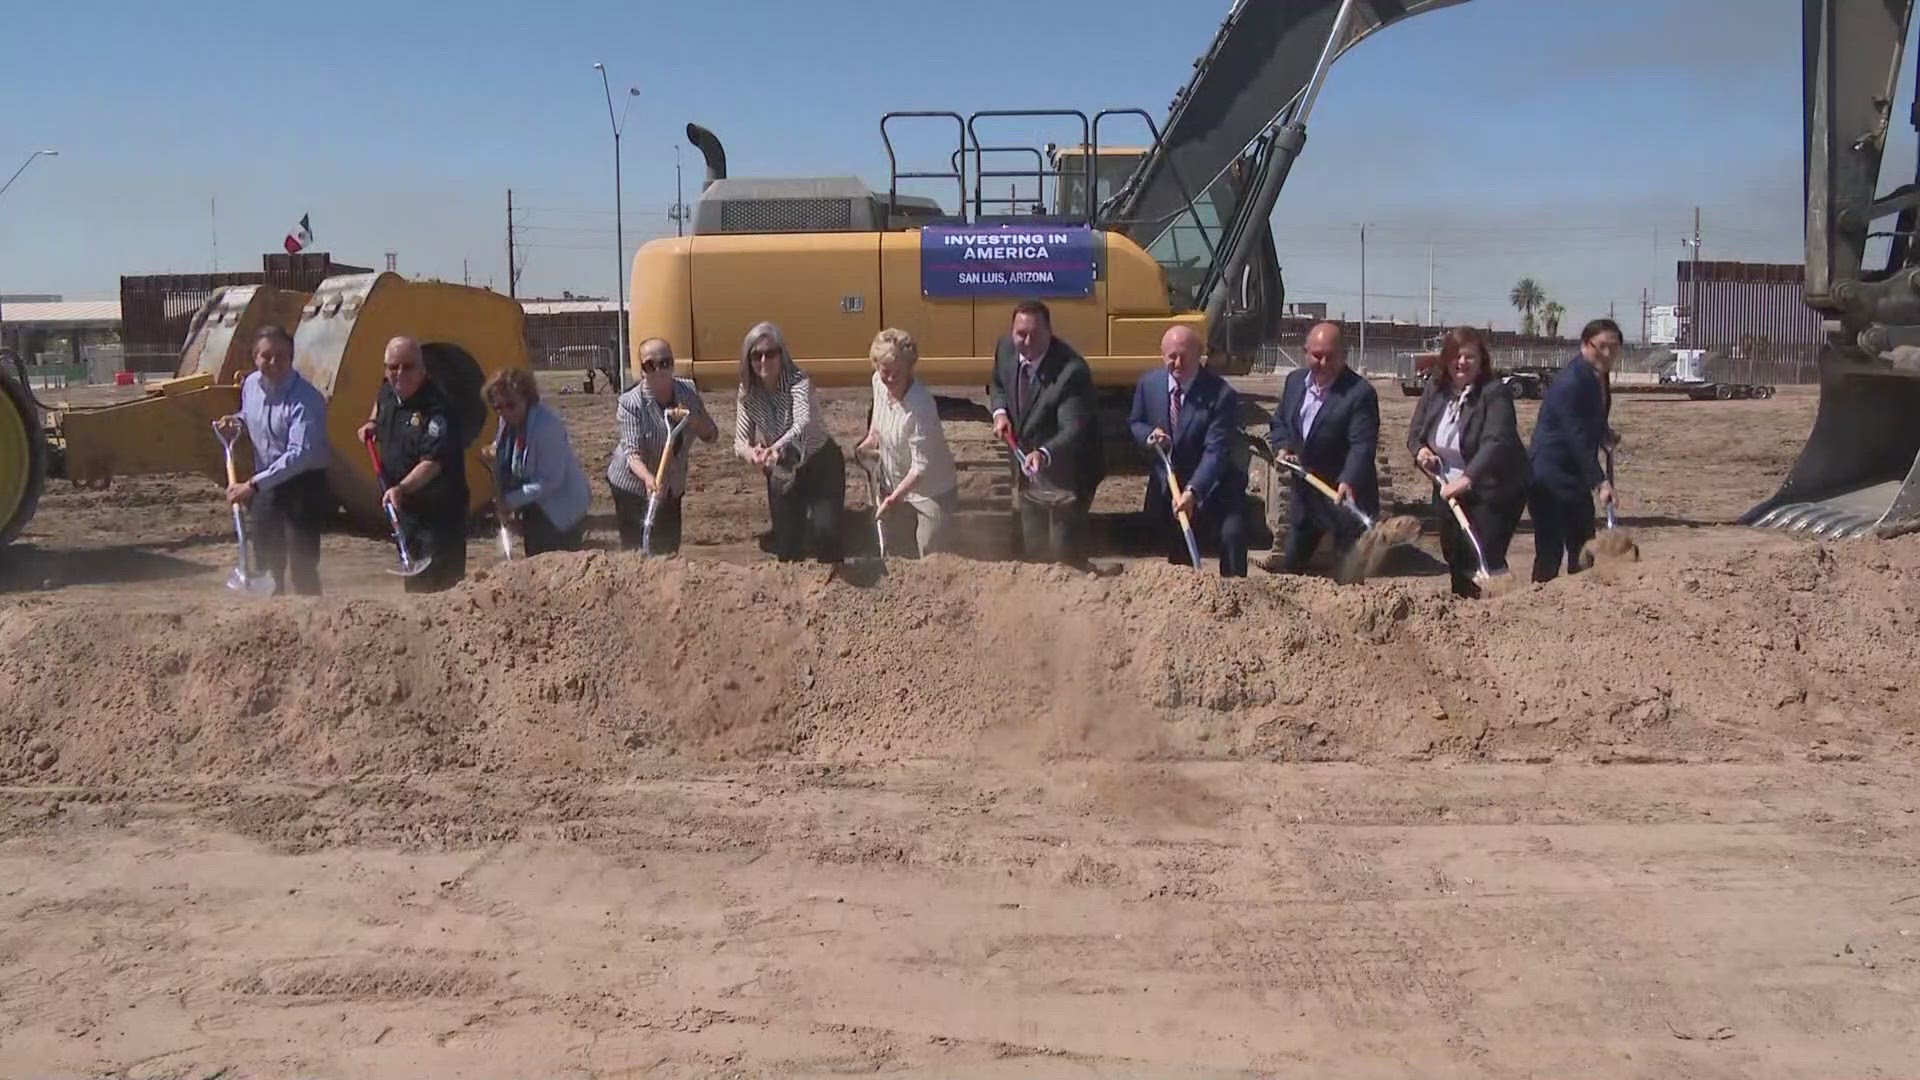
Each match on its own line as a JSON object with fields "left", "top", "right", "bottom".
{"left": 734, "top": 321, "right": 844, "bottom": 563}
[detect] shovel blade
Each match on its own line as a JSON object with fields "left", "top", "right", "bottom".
{"left": 387, "top": 554, "right": 433, "bottom": 578}
{"left": 226, "top": 567, "right": 277, "bottom": 596}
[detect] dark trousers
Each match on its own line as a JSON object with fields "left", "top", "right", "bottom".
{"left": 248, "top": 469, "right": 328, "bottom": 596}
{"left": 611, "top": 484, "right": 683, "bottom": 554}
{"left": 1147, "top": 491, "right": 1248, "bottom": 577}
{"left": 768, "top": 440, "right": 844, "bottom": 563}
{"left": 397, "top": 501, "right": 468, "bottom": 594}
{"left": 1435, "top": 491, "right": 1524, "bottom": 598}
{"left": 517, "top": 502, "right": 584, "bottom": 556}
{"left": 1278, "top": 490, "right": 1362, "bottom": 572}
{"left": 1528, "top": 484, "right": 1596, "bottom": 582}
{"left": 1015, "top": 488, "right": 1093, "bottom": 565}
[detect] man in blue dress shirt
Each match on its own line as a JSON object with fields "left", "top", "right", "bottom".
{"left": 215, "top": 324, "right": 332, "bottom": 595}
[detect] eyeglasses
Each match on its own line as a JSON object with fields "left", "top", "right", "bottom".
{"left": 384, "top": 361, "right": 419, "bottom": 373}
{"left": 751, "top": 348, "right": 782, "bottom": 360}
{"left": 640, "top": 358, "right": 672, "bottom": 372}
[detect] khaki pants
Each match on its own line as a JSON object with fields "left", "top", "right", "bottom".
{"left": 879, "top": 490, "right": 957, "bottom": 558}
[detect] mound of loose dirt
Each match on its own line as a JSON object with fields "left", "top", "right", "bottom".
{"left": 3, "top": 538, "right": 1918, "bottom": 785}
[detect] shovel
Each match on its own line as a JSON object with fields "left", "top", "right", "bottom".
{"left": 1580, "top": 444, "right": 1640, "bottom": 569}
{"left": 211, "top": 420, "right": 276, "bottom": 597}
{"left": 361, "top": 433, "right": 433, "bottom": 578}
{"left": 1252, "top": 440, "right": 1421, "bottom": 582}
{"left": 641, "top": 409, "right": 692, "bottom": 556}
{"left": 854, "top": 453, "right": 891, "bottom": 571}
{"left": 1419, "top": 460, "right": 1515, "bottom": 596}
{"left": 999, "top": 427, "right": 1076, "bottom": 509}
{"left": 1151, "top": 442, "right": 1203, "bottom": 571}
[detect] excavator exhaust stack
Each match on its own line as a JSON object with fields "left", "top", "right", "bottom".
{"left": 1740, "top": 357, "right": 1920, "bottom": 538}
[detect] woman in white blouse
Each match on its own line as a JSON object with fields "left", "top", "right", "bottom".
{"left": 1407, "top": 326, "right": 1529, "bottom": 598}
{"left": 734, "top": 321, "right": 844, "bottom": 563}
{"left": 855, "top": 328, "right": 959, "bottom": 557}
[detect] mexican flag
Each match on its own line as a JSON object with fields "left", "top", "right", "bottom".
{"left": 283, "top": 214, "right": 313, "bottom": 254}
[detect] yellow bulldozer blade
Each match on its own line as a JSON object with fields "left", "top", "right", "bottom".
{"left": 1742, "top": 355, "right": 1920, "bottom": 539}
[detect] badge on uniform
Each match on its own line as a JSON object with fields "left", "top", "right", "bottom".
{"left": 409, "top": 412, "right": 423, "bottom": 429}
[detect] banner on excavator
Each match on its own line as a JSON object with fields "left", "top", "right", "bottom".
{"left": 920, "top": 224, "right": 1096, "bottom": 298}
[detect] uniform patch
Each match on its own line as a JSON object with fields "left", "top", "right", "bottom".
{"left": 427, "top": 416, "right": 445, "bottom": 439}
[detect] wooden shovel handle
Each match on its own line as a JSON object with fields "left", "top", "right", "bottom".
{"left": 1156, "top": 447, "right": 1193, "bottom": 531}
{"left": 653, "top": 413, "right": 690, "bottom": 484}
{"left": 1276, "top": 454, "right": 1343, "bottom": 504}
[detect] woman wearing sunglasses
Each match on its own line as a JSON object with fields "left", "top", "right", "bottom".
{"left": 607, "top": 337, "right": 718, "bottom": 553}
{"left": 734, "top": 322, "right": 844, "bottom": 563}
{"left": 481, "top": 366, "right": 591, "bottom": 555}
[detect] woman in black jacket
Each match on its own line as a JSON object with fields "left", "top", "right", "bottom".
{"left": 1407, "top": 326, "right": 1529, "bottom": 598}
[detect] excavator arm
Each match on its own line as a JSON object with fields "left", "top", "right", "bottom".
{"left": 1103, "top": 0, "right": 1920, "bottom": 538}
{"left": 1743, "top": 0, "right": 1920, "bottom": 538}
{"left": 1102, "top": 0, "right": 1468, "bottom": 250}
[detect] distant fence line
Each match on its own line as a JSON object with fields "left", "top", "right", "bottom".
{"left": 22, "top": 316, "right": 1819, "bottom": 389}
{"left": 1254, "top": 342, "right": 1822, "bottom": 387}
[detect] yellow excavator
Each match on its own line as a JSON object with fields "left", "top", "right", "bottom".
{"left": 627, "top": 0, "right": 1920, "bottom": 541}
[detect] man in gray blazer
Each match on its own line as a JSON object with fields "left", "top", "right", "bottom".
{"left": 989, "top": 300, "right": 1105, "bottom": 563}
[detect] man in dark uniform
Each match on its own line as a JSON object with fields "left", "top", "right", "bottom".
{"left": 357, "top": 335, "right": 469, "bottom": 592}
{"left": 988, "top": 299, "right": 1104, "bottom": 564}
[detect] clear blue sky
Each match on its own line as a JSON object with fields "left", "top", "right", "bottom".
{"left": 2, "top": 0, "right": 1914, "bottom": 333}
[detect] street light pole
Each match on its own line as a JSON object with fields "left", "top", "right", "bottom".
{"left": 0, "top": 150, "right": 59, "bottom": 355}
{"left": 0, "top": 149, "right": 58, "bottom": 200}
{"left": 594, "top": 64, "right": 639, "bottom": 393}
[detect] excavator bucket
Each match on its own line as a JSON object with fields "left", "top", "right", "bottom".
{"left": 1741, "top": 356, "right": 1920, "bottom": 539}
{"left": 174, "top": 284, "right": 311, "bottom": 382}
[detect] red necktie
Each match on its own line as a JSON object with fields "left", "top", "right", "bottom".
{"left": 1170, "top": 382, "right": 1183, "bottom": 433}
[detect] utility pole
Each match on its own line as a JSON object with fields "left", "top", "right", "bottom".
{"left": 594, "top": 63, "right": 640, "bottom": 393}
{"left": 1684, "top": 206, "right": 1703, "bottom": 349}
{"left": 1358, "top": 223, "right": 1367, "bottom": 369}
{"left": 506, "top": 188, "right": 518, "bottom": 298}
{"left": 672, "top": 145, "right": 687, "bottom": 237}
{"left": 1641, "top": 287, "right": 1650, "bottom": 344}
{"left": 1426, "top": 242, "right": 1434, "bottom": 327}
{"left": 463, "top": 258, "right": 470, "bottom": 286}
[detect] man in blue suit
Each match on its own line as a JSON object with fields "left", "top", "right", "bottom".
{"left": 1129, "top": 325, "right": 1248, "bottom": 576}
{"left": 1527, "top": 317, "right": 1621, "bottom": 581}
{"left": 1266, "top": 321, "right": 1380, "bottom": 574}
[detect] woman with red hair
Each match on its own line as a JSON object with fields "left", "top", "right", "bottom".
{"left": 1406, "top": 327, "right": 1529, "bottom": 597}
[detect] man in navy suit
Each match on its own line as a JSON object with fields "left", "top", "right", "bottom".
{"left": 1129, "top": 324, "right": 1248, "bottom": 576}
{"left": 1527, "top": 317, "right": 1621, "bottom": 581}
{"left": 1266, "top": 321, "right": 1380, "bottom": 573}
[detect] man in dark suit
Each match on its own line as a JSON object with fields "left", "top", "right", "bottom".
{"left": 1265, "top": 320, "right": 1380, "bottom": 573}
{"left": 1527, "top": 317, "right": 1620, "bottom": 581}
{"left": 1129, "top": 324, "right": 1248, "bottom": 576}
{"left": 990, "top": 299, "right": 1104, "bottom": 563}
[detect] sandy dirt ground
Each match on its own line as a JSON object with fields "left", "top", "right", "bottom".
{"left": 3, "top": 376, "right": 1919, "bottom": 1078}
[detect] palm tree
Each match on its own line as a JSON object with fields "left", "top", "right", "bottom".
{"left": 1541, "top": 300, "right": 1565, "bottom": 338}
{"left": 1509, "top": 277, "right": 1545, "bottom": 337}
